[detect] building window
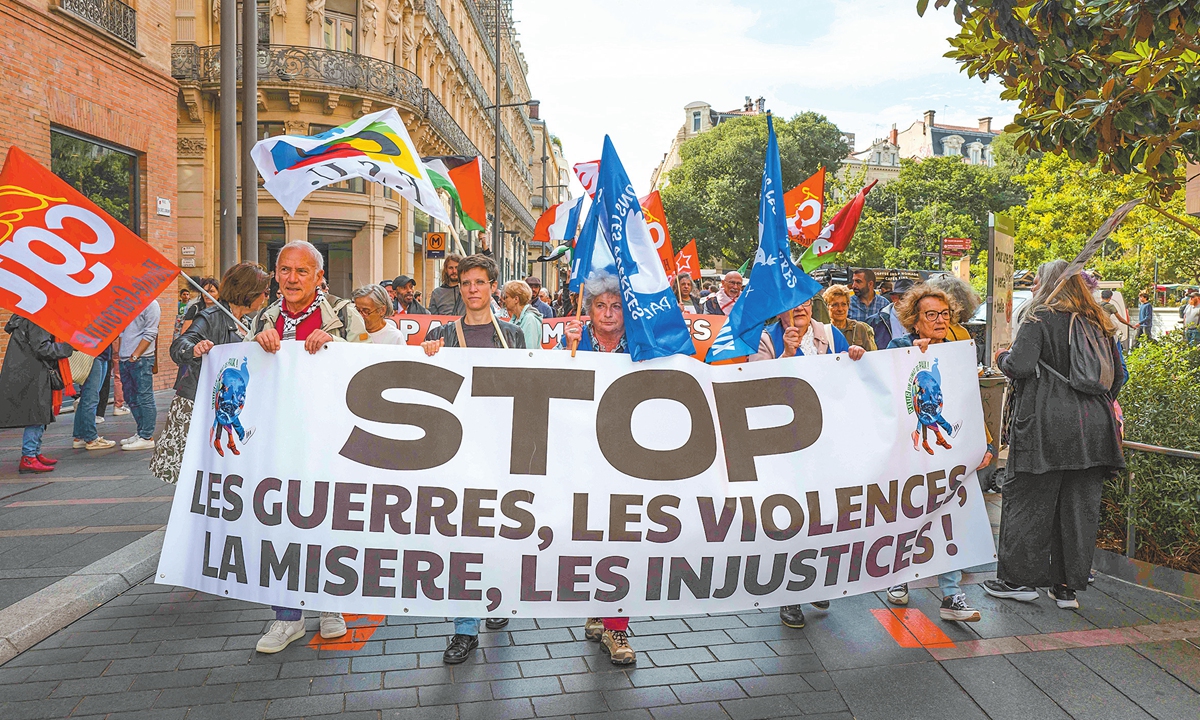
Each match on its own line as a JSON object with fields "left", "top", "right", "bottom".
{"left": 324, "top": 0, "right": 357, "bottom": 52}
{"left": 236, "top": 1, "right": 271, "bottom": 45}
{"left": 941, "top": 134, "right": 965, "bottom": 157}
{"left": 308, "top": 124, "right": 365, "bottom": 193}
{"left": 967, "top": 141, "right": 984, "bottom": 165}
{"left": 50, "top": 127, "right": 140, "bottom": 235}
{"left": 692, "top": 111, "right": 701, "bottom": 133}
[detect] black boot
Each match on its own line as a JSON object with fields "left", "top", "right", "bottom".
{"left": 484, "top": 618, "right": 509, "bottom": 630}
{"left": 442, "top": 633, "right": 478, "bottom": 664}
{"left": 779, "top": 605, "right": 806, "bottom": 628}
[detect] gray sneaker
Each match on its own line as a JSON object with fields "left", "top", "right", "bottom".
{"left": 983, "top": 579, "right": 1039, "bottom": 602}
{"left": 939, "top": 593, "right": 981, "bottom": 622}
{"left": 255, "top": 619, "right": 306, "bottom": 653}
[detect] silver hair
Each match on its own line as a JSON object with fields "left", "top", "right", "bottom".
{"left": 352, "top": 284, "right": 393, "bottom": 316}
{"left": 278, "top": 240, "right": 324, "bottom": 270}
{"left": 928, "top": 274, "right": 981, "bottom": 324}
{"left": 583, "top": 271, "right": 621, "bottom": 311}
{"left": 1021, "top": 258, "right": 1069, "bottom": 324}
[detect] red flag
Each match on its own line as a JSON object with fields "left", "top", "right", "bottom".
{"left": 0, "top": 146, "right": 178, "bottom": 355}
{"left": 573, "top": 160, "right": 600, "bottom": 198}
{"left": 783, "top": 167, "right": 825, "bottom": 246}
{"left": 799, "top": 180, "right": 878, "bottom": 273}
{"left": 674, "top": 239, "right": 701, "bottom": 280}
{"left": 638, "top": 190, "right": 675, "bottom": 280}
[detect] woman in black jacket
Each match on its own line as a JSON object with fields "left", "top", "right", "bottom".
{"left": 150, "top": 263, "right": 269, "bottom": 484}
{"left": 0, "top": 316, "right": 75, "bottom": 473}
{"left": 984, "top": 260, "right": 1125, "bottom": 610}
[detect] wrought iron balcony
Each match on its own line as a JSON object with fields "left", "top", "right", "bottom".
{"left": 60, "top": 0, "right": 136, "bottom": 46}
{"left": 171, "top": 44, "right": 423, "bottom": 111}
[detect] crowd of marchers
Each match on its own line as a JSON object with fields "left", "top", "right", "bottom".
{"left": 0, "top": 240, "right": 1129, "bottom": 667}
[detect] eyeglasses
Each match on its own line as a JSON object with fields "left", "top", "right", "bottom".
{"left": 922, "top": 309, "right": 952, "bottom": 322}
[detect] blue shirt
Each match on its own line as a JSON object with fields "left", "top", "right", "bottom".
{"left": 1138, "top": 301, "right": 1153, "bottom": 329}
{"left": 530, "top": 298, "right": 554, "bottom": 319}
{"left": 849, "top": 292, "right": 889, "bottom": 322}
{"left": 119, "top": 301, "right": 161, "bottom": 359}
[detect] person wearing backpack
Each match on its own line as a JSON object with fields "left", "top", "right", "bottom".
{"left": 984, "top": 259, "right": 1125, "bottom": 610}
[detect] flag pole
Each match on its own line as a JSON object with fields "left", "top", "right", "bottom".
{"left": 180, "top": 273, "right": 252, "bottom": 337}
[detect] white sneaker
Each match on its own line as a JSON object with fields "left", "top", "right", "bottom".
{"left": 73, "top": 439, "right": 87, "bottom": 449}
{"left": 122, "top": 437, "right": 155, "bottom": 451}
{"left": 113, "top": 406, "right": 131, "bottom": 416}
{"left": 95, "top": 416, "right": 105, "bottom": 424}
{"left": 255, "top": 619, "right": 306, "bottom": 653}
{"left": 86, "top": 437, "right": 116, "bottom": 450}
{"left": 319, "top": 612, "right": 347, "bottom": 639}
{"left": 120, "top": 435, "right": 139, "bottom": 445}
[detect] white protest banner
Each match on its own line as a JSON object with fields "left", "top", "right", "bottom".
{"left": 156, "top": 341, "right": 996, "bottom": 617}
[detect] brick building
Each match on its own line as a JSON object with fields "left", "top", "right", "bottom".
{"left": 0, "top": 0, "right": 179, "bottom": 388}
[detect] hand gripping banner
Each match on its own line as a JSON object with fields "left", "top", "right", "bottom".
{"left": 156, "top": 341, "right": 996, "bottom": 617}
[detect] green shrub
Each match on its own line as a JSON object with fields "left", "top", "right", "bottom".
{"left": 1099, "top": 331, "right": 1200, "bottom": 572}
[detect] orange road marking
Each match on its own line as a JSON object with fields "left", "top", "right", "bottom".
{"left": 307, "top": 614, "right": 387, "bottom": 651}
{"left": 869, "top": 608, "right": 922, "bottom": 648}
{"left": 889, "top": 608, "right": 955, "bottom": 648}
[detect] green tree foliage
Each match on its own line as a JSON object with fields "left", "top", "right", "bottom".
{"left": 920, "top": 0, "right": 1200, "bottom": 202}
{"left": 660, "top": 112, "right": 849, "bottom": 266}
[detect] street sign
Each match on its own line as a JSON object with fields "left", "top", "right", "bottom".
{"left": 942, "top": 237, "right": 972, "bottom": 256}
{"left": 425, "top": 231, "right": 446, "bottom": 259}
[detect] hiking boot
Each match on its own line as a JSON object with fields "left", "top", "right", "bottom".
{"left": 983, "top": 579, "right": 1039, "bottom": 602}
{"left": 1048, "top": 585, "right": 1079, "bottom": 609}
{"left": 443, "top": 633, "right": 478, "bottom": 664}
{"left": 601, "top": 629, "right": 636, "bottom": 665}
{"left": 939, "top": 593, "right": 981, "bottom": 622}
{"left": 319, "top": 612, "right": 346, "bottom": 639}
{"left": 886, "top": 584, "right": 909, "bottom": 606}
{"left": 37, "top": 454, "right": 58, "bottom": 465}
{"left": 584, "top": 617, "right": 605, "bottom": 641}
{"left": 18, "top": 456, "right": 54, "bottom": 474}
{"left": 485, "top": 618, "right": 509, "bottom": 630}
{"left": 86, "top": 437, "right": 115, "bottom": 450}
{"left": 812, "top": 600, "right": 831, "bottom": 610}
{"left": 779, "top": 605, "right": 806, "bottom": 628}
{"left": 255, "top": 619, "right": 306, "bottom": 653}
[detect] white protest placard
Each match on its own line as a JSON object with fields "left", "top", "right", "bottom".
{"left": 156, "top": 341, "right": 995, "bottom": 617}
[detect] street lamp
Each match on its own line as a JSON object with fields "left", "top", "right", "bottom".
{"left": 483, "top": 98, "right": 539, "bottom": 281}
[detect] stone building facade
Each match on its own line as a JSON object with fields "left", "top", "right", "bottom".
{"left": 895, "top": 110, "right": 998, "bottom": 165}
{"left": 649, "top": 96, "right": 765, "bottom": 190}
{"left": 171, "top": 0, "right": 546, "bottom": 297}
{"left": 0, "top": 0, "right": 179, "bottom": 386}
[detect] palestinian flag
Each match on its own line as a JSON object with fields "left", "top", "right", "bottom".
{"left": 422, "top": 156, "right": 487, "bottom": 231}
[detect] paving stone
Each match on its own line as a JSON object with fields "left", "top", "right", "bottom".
{"left": 458, "top": 697, "right": 537, "bottom": 720}
{"left": 491, "top": 676, "right": 563, "bottom": 698}
{"left": 1131, "top": 640, "right": 1200, "bottom": 693}
{"left": 413, "top": 621, "right": 456, "bottom": 637}
{"left": 0, "top": 697, "right": 83, "bottom": 720}
{"left": 1070, "top": 645, "right": 1200, "bottom": 720}
{"left": 50, "top": 674, "right": 135, "bottom": 697}
{"left": 234, "top": 678, "right": 314, "bottom": 701}
{"left": 0, "top": 665, "right": 37, "bottom": 684}
{"left": 803, "top": 593, "right": 932, "bottom": 671}
{"left": 535, "top": 617, "right": 582, "bottom": 629}
{"left": 417, "top": 680, "right": 493, "bottom": 705}
{"left": 764, "top": 637, "right": 814, "bottom": 656}
{"left": 736, "top": 673, "right": 813, "bottom": 697}
{"left": 73, "top": 689, "right": 162, "bottom": 716}
{"left": 483, "top": 644, "right": 551, "bottom": 663}
{"left": 310, "top": 672, "right": 383, "bottom": 694}
{"left": 351, "top": 653, "right": 420, "bottom": 674}
{"left": 561, "top": 671, "right": 634, "bottom": 693}
{"left": 831, "top": 661, "right": 990, "bottom": 720}
{"left": 598, "top": 684, "right": 678, "bottom": 710}
{"left": 801, "top": 671, "right": 835, "bottom": 692}
{"left": 1090, "top": 576, "right": 1200, "bottom": 625}
{"left": 178, "top": 650, "right": 254, "bottom": 669}
{"left": 154, "top": 684, "right": 238, "bottom": 708}
{"left": 383, "top": 667, "right": 454, "bottom": 689}
{"left": 531, "top": 689, "right": 607, "bottom": 716}
{"left": 1009, "top": 650, "right": 1156, "bottom": 720}
{"left": 385, "top": 637, "right": 453, "bottom": 655}
{"left": 683, "top": 616, "right": 748, "bottom": 631}
{"left": 941, "top": 655, "right": 1069, "bottom": 720}
{"left": 646, "top": 647, "right": 715, "bottom": 666}
{"left": 107, "top": 655, "right": 182, "bottom": 675}
{"left": 694, "top": 660, "right": 764, "bottom": 682}
{"left": 344, "top": 688, "right": 420, "bottom": 711}
{"left": 417, "top": 651, "right": 449, "bottom": 667}
{"left": 519, "top": 656, "right": 587, "bottom": 677}
{"left": 583, "top": 653, "right": 637, "bottom": 673}
{"left": 107, "top": 709, "right": 189, "bottom": 720}
{"left": 27, "top": 659, "right": 111, "bottom": 681}
{"left": 80, "top": 641, "right": 162, "bottom": 661}
{"left": 277, "top": 657, "right": 351, "bottom": 678}
{"left": 787, "top": 690, "right": 848, "bottom": 714}
{"left": 628, "top": 665, "right": 700, "bottom": 687}
{"left": 128, "top": 668, "right": 212, "bottom": 690}
{"left": 172, "top": 701, "right": 270, "bottom": 720}
{"left": 629, "top": 633, "right": 677, "bottom": 651}
{"left": 710, "top": 642, "right": 775, "bottom": 661}
{"left": 672, "top": 678, "right": 750, "bottom": 705}
{"left": 263, "top": 693, "right": 345, "bottom": 718}
{"left": 385, "top": 705, "right": 458, "bottom": 720}
{"left": 629, "top": 619, "right": 691, "bottom": 636}
{"left": 154, "top": 637, "right": 228, "bottom": 655}
{"left": 648, "top": 701, "right": 732, "bottom": 720}
{"left": 548, "top": 640, "right": 596, "bottom": 658}
{"left": 204, "top": 663, "right": 282, "bottom": 685}
{"left": 450, "top": 660, "right": 522, "bottom": 682}
{"left": 667, "top": 629, "right": 734, "bottom": 648}
{"left": 4, "top": 646, "right": 92, "bottom": 667}
{"left": 721, "top": 694, "right": 801, "bottom": 720}
{"left": 752, "top": 653, "right": 823, "bottom": 675}
{"left": 575, "top": 710, "right": 653, "bottom": 720}
{"left": 0, "top": 679, "right": 60, "bottom": 702}
{"left": 735, "top": 612, "right": 780, "bottom": 627}
{"left": 511, "top": 628, "right": 574, "bottom": 645}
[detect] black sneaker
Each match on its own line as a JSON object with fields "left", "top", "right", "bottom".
{"left": 442, "top": 633, "right": 478, "bottom": 664}
{"left": 983, "top": 579, "right": 1039, "bottom": 602}
{"left": 811, "top": 600, "right": 831, "bottom": 610}
{"left": 484, "top": 618, "right": 509, "bottom": 630}
{"left": 939, "top": 593, "right": 981, "bottom": 622}
{"left": 779, "top": 604, "right": 806, "bottom": 628}
{"left": 1048, "top": 585, "right": 1079, "bottom": 609}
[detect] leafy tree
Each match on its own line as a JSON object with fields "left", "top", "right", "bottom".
{"left": 660, "top": 112, "right": 849, "bottom": 266}
{"left": 919, "top": 1, "right": 1200, "bottom": 206}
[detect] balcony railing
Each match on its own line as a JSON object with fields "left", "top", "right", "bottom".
{"left": 172, "top": 45, "right": 424, "bottom": 111}
{"left": 60, "top": 0, "right": 136, "bottom": 46}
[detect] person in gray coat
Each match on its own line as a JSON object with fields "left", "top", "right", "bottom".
{"left": 0, "top": 316, "right": 75, "bottom": 473}
{"left": 984, "top": 259, "right": 1126, "bottom": 610}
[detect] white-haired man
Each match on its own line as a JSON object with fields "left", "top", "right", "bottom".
{"left": 247, "top": 239, "right": 368, "bottom": 653}
{"left": 702, "top": 271, "right": 743, "bottom": 315}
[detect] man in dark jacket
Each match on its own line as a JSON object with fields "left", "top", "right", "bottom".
{"left": 0, "top": 316, "right": 75, "bottom": 473}
{"left": 420, "top": 254, "right": 521, "bottom": 663}
{"left": 390, "top": 275, "right": 429, "bottom": 316}
{"left": 427, "top": 254, "right": 465, "bottom": 316}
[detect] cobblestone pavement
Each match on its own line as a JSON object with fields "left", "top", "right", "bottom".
{"left": 1, "top": 571, "right": 1197, "bottom": 719}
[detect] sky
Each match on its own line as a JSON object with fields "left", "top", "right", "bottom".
{"left": 513, "top": 0, "right": 1016, "bottom": 195}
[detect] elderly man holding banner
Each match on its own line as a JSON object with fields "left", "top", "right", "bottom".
{"left": 249, "top": 240, "right": 368, "bottom": 653}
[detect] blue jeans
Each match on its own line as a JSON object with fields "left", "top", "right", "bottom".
{"left": 938, "top": 570, "right": 963, "bottom": 598}
{"left": 72, "top": 358, "right": 108, "bottom": 442}
{"left": 22, "top": 425, "right": 45, "bottom": 457}
{"left": 118, "top": 357, "right": 156, "bottom": 439}
{"left": 454, "top": 617, "right": 480, "bottom": 636}
{"left": 1187, "top": 327, "right": 1200, "bottom": 347}
{"left": 273, "top": 606, "right": 302, "bottom": 622}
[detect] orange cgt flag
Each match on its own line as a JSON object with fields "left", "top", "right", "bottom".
{"left": 0, "top": 146, "right": 178, "bottom": 356}
{"left": 674, "top": 238, "right": 701, "bottom": 281}
{"left": 784, "top": 167, "right": 825, "bottom": 246}
{"left": 638, "top": 190, "right": 676, "bottom": 280}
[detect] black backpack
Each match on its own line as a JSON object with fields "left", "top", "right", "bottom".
{"left": 1037, "top": 314, "right": 1116, "bottom": 395}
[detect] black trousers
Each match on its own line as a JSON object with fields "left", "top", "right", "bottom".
{"left": 996, "top": 467, "right": 1108, "bottom": 590}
